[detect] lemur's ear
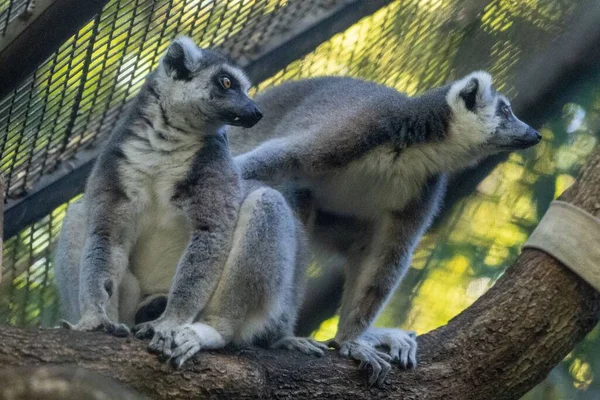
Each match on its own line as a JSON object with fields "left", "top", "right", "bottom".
{"left": 459, "top": 78, "right": 479, "bottom": 111}
{"left": 163, "top": 36, "right": 202, "bottom": 80}
{"left": 448, "top": 71, "right": 493, "bottom": 113}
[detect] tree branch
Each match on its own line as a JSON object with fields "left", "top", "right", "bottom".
{"left": 1, "top": 152, "right": 599, "bottom": 399}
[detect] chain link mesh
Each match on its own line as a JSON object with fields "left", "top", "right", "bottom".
{"left": 0, "top": 0, "right": 345, "bottom": 199}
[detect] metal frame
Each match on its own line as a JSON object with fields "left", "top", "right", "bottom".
{"left": 2, "top": 0, "right": 392, "bottom": 239}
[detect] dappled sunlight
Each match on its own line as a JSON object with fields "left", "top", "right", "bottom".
{"left": 553, "top": 174, "right": 575, "bottom": 198}
{"left": 570, "top": 358, "right": 594, "bottom": 391}
{"left": 313, "top": 316, "right": 339, "bottom": 342}
{"left": 403, "top": 255, "right": 477, "bottom": 334}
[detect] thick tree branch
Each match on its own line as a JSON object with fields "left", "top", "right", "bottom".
{"left": 1, "top": 149, "right": 599, "bottom": 398}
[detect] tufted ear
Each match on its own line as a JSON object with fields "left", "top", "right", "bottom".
{"left": 162, "top": 36, "right": 202, "bottom": 80}
{"left": 448, "top": 71, "right": 494, "bottom": 113}
{"left": 459, "top": 77, "right": 479, "bottom": 111}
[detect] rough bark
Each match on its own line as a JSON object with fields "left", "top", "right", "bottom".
{"left": 1, "top": 148, "right": 599, "bottom": 399}
{"left": 0, "top": 366, "right": 148, "bottom": 399}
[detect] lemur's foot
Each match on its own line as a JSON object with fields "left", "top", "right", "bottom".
{"left": 168, "top": 325, "right": 203, "bottom": 368}
{"left": 132, "top": 316, "right": 180, "bottom": 357}
{"left": 166, "top": 323, "right": 226, "bottom": 368}
{"left": 271, "top": 336, "right": 329, "bottom": 357}
{"left": 362, "top": 328, "right": 417, "bottom": 369}
{"left": 329, "top": 339, "right": 392, "bottom": 387}
{"left": 60, "top": 312, "right": 130, "bottom": 337}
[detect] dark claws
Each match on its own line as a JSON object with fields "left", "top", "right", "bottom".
{"left": 172, "top": 357, "right": 185, "bottom": 369}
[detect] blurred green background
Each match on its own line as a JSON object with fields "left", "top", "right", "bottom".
{"left": 1, "top": 0, "right": 598, "bottom": 398}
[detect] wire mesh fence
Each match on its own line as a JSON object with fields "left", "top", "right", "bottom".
{"left": 1, "top": 1, "right": 599, "bottom": 396}
{"left": 0, "top": 0, "right": 345, "bottom": 201}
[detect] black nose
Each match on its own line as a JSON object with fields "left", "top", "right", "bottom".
{"left": 237, "top": 104, "right": 263, "bottom": 128}
{"left": 528, "top": 127, "right": 542, "bottom": 142}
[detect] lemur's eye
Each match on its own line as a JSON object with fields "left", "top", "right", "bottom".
{"left": 502, "top": 105, "right": 511, "bottom": 118}
{"left": 219, "top": 76, "right": 232, "bottom": 89}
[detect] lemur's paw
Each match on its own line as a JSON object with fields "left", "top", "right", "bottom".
{"left": 271, "top": 336, "right": 329, "bottom": 357}
{"left": 337, "top": 339, "right": 392, "bottom": 387}
{"left": 132, "top": 316, "right": 180, "bottom": 355}
{"left": 60, "top": 313, "right": 130, "bottom": 337}
{"left": 169, "top": 325, "right": 203, "bottom": 369}
{"left": 133, "top": 317, "right": 171, "bottom": 339}
{"left": 363, "top": 328, "right": 417, "bottom": 369}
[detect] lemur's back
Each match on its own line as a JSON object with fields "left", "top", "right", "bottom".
{"left": 229, "top": 76, "right": 408, "bottom": 155}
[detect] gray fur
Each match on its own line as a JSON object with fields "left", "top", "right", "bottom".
{"left": 54, "top": 37, "right": 324, "bottom": 364}
{"left": 228, "top": 71, "right": 540, "bottom": 385}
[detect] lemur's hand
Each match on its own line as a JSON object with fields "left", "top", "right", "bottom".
{"left": 133, "top": 316, "right": 181, "bottom": 355}
{"left": 61, "top": 311, "right": 130, "bottom": 337}
{"left": 327, "top": 338, "right": 392, "bottom": 387}
{"left": 361, "top": 328, "right": 417, "bottom": 369}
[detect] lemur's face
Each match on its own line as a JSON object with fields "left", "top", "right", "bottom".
{"left": 446, "top": 71, "right": 541, "bottom": 154}
{"left": 157, "top": 37, "right": 262, "bottom": 130}
{"left": 487, "top": 96, "right": 541, "bottom": 151}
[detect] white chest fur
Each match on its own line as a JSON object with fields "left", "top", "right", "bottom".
{"left": 311, "top": 147, "right": 424, "bottom": 219}
{"left": 121, "top": 137, "right": 201, "bottom": 295}
{"left": 309, "top": 141, "right": 474, "bottom": 219}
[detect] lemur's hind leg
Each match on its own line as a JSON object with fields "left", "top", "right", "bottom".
{"left": 164, "top": 187, "right": 326, "bottom": 368}
{"left": 55, "top": 199, "right": 138, "bottom": 336}
{"left": 331, "top": 178, "right": 443, "bottom": 385}
{"left": 263, "top": 190, "right": 327, "bottom": 357}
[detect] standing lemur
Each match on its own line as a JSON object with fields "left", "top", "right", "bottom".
{"left": 54, "top": 36, "right": 327, "bottom": 367}
{"left": 228, "top": 72, "right": 541, "bottom": 385}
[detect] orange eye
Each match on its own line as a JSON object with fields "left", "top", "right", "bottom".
{"left": 220, "top": 76, "right": 231, "bottom": 89}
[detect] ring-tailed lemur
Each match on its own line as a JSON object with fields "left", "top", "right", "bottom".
{"left": 228, "top": 72, "right": 542, "bottom": 385}
{"left": 54, "top": 36, "right": 326, "bottom": 367}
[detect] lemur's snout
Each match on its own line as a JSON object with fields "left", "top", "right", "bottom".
{"left": 512, "top": 127, "right": 542, "bottom": 149}
{"left": 238, "top": 103, "right": 263, "bottom": 128}
{"left": 524, "top": 127, "right": 542, "bottom": 145}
